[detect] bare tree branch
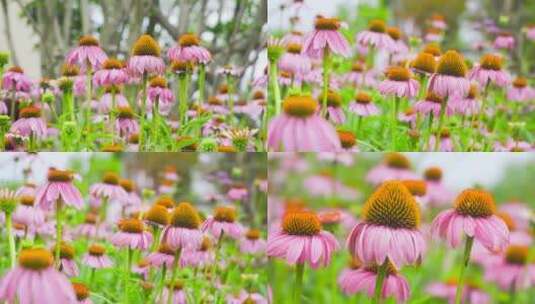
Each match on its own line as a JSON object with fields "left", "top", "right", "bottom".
{"left": 1, "top": 0, "right": 19, "bottom": 65}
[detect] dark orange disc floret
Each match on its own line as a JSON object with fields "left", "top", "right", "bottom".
{"left": 200, "top": 236, "right": 212, "bottom": 251}
{"left": 467, "top": 84, "right": 479, "bottom": 99}
{"left": 424, "top": 167, "right": 442, "bottom": 181}
{"left": 8, "top": 66, "right": 23, "bottom": 73}
{"left": 84, "top": 213, "right": 98, "bottom": 224}
{"left": 170, "top": 202, "right": 201, "bottom": 229}
{"left": 18, "top": 248, "right": 54, "bottom": 270}
{"left": 386, "top": 66, "right": 411, "bottom": 81}
{"left": 78, "top": 35, "right": 99, "bottom": 46}
{"left": 348, "top": 256, "right": 362, "bottom": 270}
{"left": 387, "top": 27, "right": 401, "bottom": 40}
{"left": 505, "top": 245, "right": 528, "bottom": 265}
{"left": 20, "top": 195, "right": 35, "bottom": 206}
{"left": 150, "top": 76, "right": 167, "bottom": 88}
{"left": 102, "top": 172, "right": 120, "bottom": 185}
{"left": 245, "top": 228, "right": 261, "bottom": 240}
{"left": 47, "top": 168, "right": 74, "bottom": 182}
{"left": 425, "top": 91, "right": 444, "bottom": 104}
{"left": 480, "top": 54, "right": 503, "bottom": 71}
{"left": 101, "top": 144, "right": 124, "bottom": 152}
{"left": 119, "top": 179, "right": 135, "bottom": 192}
{"left": 283, "top": 95, "right": 318, "bottom": 117}
{"left": 253, "top": 90, "right": 265, "bottom": 100}
{"left": 119, "top": 218, "right": 145, "bottom": 233}
{"left": 103, "top": 58, "right": 124, "bottom": 70}
{"left": 144, "top": 204, "right": 170, "bottom": 226}
{"left": 61, "top": 64, "right": 80, "bottom": 77}
{"left": 436, "top": 50, "right": 467, "bottom": 77}
{"left": 155, "top": 196, "right": 176, "bottom": 209}
{"left": 72, "top": 282, "right": 90, "bottom": 300}
{"left": 286, "top": 43, "right": 302, "bottom": 54}
{"left": 324, "top": 91, "right": 342, "bottom": 107}
{"left": 132, "top": 34, "right": 161, "bottom": 57}
{"left": 512, "top": 77, "right": 527, "bottom": 88}
{"left": 116, "top": 106, "right": 134, "bottom": 119}
{"left": 53, "top": 242, "right": 75, "bottom": 260}
{"left": 362, "top": 181, "right": 420, "bottom": 229}
{"left": 355, "top": 92, "right": 372, "bottom": 104}
{"left": 282, "top": 211, "right": 321, "bottom": 236}
{"left": 496, "top": 211, "right": 516, "bottom": 231}
{"left": 411, "top": 52, "right": 436, "bottom": 74}
{"left": 213, "top": 206, "right": 237, "bottom": 223}
{"left": 171, "top": 60, "right": 194, "bottom": 73}
{"left": 314, "top": 17, "right": 341, "bottom": 30}
{"left": 385, "top": 153, "right": 411, "bottom": 169}
{"left": 337, "top": 130, "right": 356, "bottom": 149}
{"left": 19, "top": 106, "right": 42, "bottom": 118}
{"left": 365, "top": 258, "right": 398, "bottom": 275}
{"left": 422, "top": 43, "right": 442, "bottom": 57}
{"left": 178, "top": 33, "right": 201, "bottom": 47}
{"left": 368, "top": 19, "right": 386, "bottom": 33}
{"left": 88, "top": 244, "right": 106, "bottom": 256}
{"left": 454, "top": 189, "right": 496, "bottom": 218}
{"left": 401, "top": 180, "right": 427, "bottom": 197}
{"left": 157, "top": 243, "right": 175, "bottom": 255}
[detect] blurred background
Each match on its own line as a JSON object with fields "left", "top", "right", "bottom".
{"left": 270, "top": 0, "right": 535, "bottom": 75}
{"left": 0, "top": 0, "right": 267, "bottom": 86}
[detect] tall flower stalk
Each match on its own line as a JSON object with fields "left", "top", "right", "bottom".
{"left": 0, "top": 189, "right": 18, "bottom": 268}
{"left": 267, "top": 37, "right": 284, "bottom": 116}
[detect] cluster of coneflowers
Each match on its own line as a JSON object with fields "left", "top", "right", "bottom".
{"left": 0, "top": 33, "right": 264, "bottom": 152}
{"left": 267, "top": 152, "right": 533, "bottom": 303}
{"left": 0, "top": 162, "right": 268, "bottom": 303}
{"left": 266, "top": 11, "right": 535, "bottom": 152}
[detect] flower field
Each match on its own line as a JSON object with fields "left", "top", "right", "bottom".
{"left": 268, "top": 152, "right": 534, "bottom": 303}
{"left": 267, "top": 2, "right": 535, "bottom": 152}
{"left": 0, "top": 153, "right": 268, "bottom": 303}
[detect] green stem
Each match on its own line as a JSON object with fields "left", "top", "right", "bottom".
{"left": 89, "top": 267, "right": 96, "bottom": 288}
{"left": 151, "top": 265, "right": 167, "bottom": 303}
{"left": 123, "top": 247, "right": 132, "bottom": 304}
{"left": 110, "top": 92, "right": 117, "bottom": 144}
{"left": 268, "top": 61, "right": 282, "bottom": 116}
{"left": 84, "top": 67, "right": 93, "bottom": 130}
{"left": 294, "top": 263, "right": 305, "bottom": 303}
{"left": 391, "top": 96, "right": 400, "bottom": 150}
{"left": 178, "top": 74, "right": 188, "bottom": 127}
{"left": 434, "top": 96, "right": 448, "bottom": 151}
{"left": 454, "top": 236, "right": 474, "bottom": 304}
{"left": 198, "top": 64, "right": 206, "bottom": 106}
{"left": 55, "top": 200, "right": 63, "bottom": 268}
{"left": 371, "top": 260, "right": 388, "bottom": 304}
{"left": 227, "top": 75, "right": 235, "bottom": 117}
{"left": 139, "top": 73, "right": 148, "bottom": 151}
{"left": 5, "top": 212, "right": 16, "bottom": 268}
{"left": 321, "top": 48, "right": 330, "bottom": 117}
{"left": 151, "top": 226, "right": 162, "bottom": 252}
{"left": 166, "top": 248, "right": 182, "bottom": 304}
{"left": 356, "top": 116, "right": 363, "bottom": 136}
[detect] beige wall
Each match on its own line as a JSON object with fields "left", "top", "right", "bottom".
{"left": 0, "top": 1, "right": 41, "bottom": 79}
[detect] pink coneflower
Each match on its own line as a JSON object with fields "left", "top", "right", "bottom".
{"left": 267, "top": 211, "right": 339, "bottom": 268}
{"left": 469, "top": 53, "right": 510, "bottom": 87}
{"left": 484, "top": 245, "right": 535, "bottom": 291}
{"left": 451, "top": 84, "right": 481, "bottom": 116}
{"left": 158, "top": 281, "right": 187, "bottom": 304}
{"left": 428, "top": 50, "right": 470, "bottom": 98}
{"left": 431, "top": 188, "right": 509, "bottom": 252}
{"left": 114, "top": 106, "right": 139, "bottom": 138}
{"left": 227, "top": 183, "right": 248, "bottom": 201}
{"left": 322, "top": 91, "right": 345, "bottom": 124}
{"left": 98, "top": 87, "right": 129, "bottom": 114}
{"left": 10, "top": 106, "right": 48, "bottom": 139}
{"left": 0, "top": 248, "right": 76, "bottom": 303}
{"left": 414, "top": 91, "right": 454, "bottom": 117}
{"left": 2, "top": 66, "right": 33, "bottom": 92}
{"left": 527, "top": 25, "right": 535, "bottom": 41}
{"left": 344, "top": 62, "right": 378, "bottom": 88}
{"left": 127, "top": 35, "right": 165, "bottom": 77}
{"left": 427, "top": 129, "right": 454, "bottom": 152}
{"left": 366, "top": 153, "right": 417, "bottom": 185}
{"left": 93, "top": 58, "right": 128, "bottom": 87}
{"left": 338, "top": 257, "right": 410, "bottom": 302}
{"left": 119, "top": 179, "right": 141, "bottom": 210}
{"left": 82, "top": 244, "right": 113, "bottom": 268}
{"left": 168, "top": 33, "right": 211, "bottom": 64}
{"left": 12, "top": 195, "right": 45, "bottom": 227}
{"left": 500, "top": 202, "right": 532, "bottom": 231}
{"left": 111, "top": 218, "right": 153, "bottom": 250}
{"left": 426, "top": 279, "right": 490, "bottom": 304}
{"left": 507, "top": 76, "right": 533, "bottom": 102}
{"left": 302, "top": 16, "right": 351, "bottom": 58}
{"left": 430, "top": 14, "right": 448, "bottom": 30}
{"left": 72, "top": 282, "right": 92, "bottom": 304}
{"left": 240, "top": 228, "right": 266, "bottom": 254}
{"left": 0, "top": 101, "right": 7, "bottom": 114}
{"left": 227, "top": 291, "right": 268, "bottom": 304}
{"left": 66, "top": 35, "right": 108, "bottom": 71}
{"left": 143, "top": 76, "right": 175, "bottom": 115}
{"left": 161, "top": 202, "right": 203, "bottom": 250}
{"left": 279, "top": 42, "right": 312, "bottom": 80}
{"left": 424, "top": 28, "right": 443, "bottom": 43}
{"left": 90, "top": 172, "right": 128, "bottom": 202}
{"left": 423, "top": 167, "right": 453, "bottom": 208}
{"left": 75, "top": 213, "right": 104, "bottom": 239}
{"left": 378, "top": 66, "right": 419, "bottom": 98}
{"left": 202, "top": 205, "right": 243, "bottom": 240}
{"left": 386, "top": 26, "right": 408, "bottom": 54}
{"left": 179, "top": 236, "right": 215, "bottom": 268}
{"left": 35, "top": 168, "right": 84, "bottom": 210}
{"left": 356, "top": 19, "right": 396, "bottom": 50}
{"left": 398, "top": 108, "right": 417, "bottom": 127}
{"left": 268, "top": 95, "right": 341, "bottom": 152}
{"left": 303, "top": 171, "right": 359, "bottom": 199}
{"left": 55, "top": 242, "right": 79, "bottom": 277}
{"left": 493, "top": 32, "right": 515, "bottom": 50}
{"left": 146, "top": 243, "right": 176, "bottom": 268}
{"left": 493, "top": 139, "right": 532, "bottom": 152}
{"left": 347, "top": 181, "right": 425, "bottom": 268}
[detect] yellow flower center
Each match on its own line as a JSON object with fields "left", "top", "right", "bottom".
{"left": 283, "top": 95, "right": 318, "bottom": 117}
{"left": 79, "top": 35, "right": 99, "bottom": 47}
{"left": 337, "top": 130, "right": 356, "bottom": 149}
{"left": 411, "top": 52, "right": 436, "bottom": 74}
{"left": 103, "top": 58, "right": 124, "bottom": 70}
{"left": 132, "top": 34, "right": 161, "bottom": 57}
{"left": 72, "top": 282, "right": 90, "bottom": 300}
{"left": 155, "top": 196, "right": 176, "bottom": 209}
{"left": 454, "top": 189, "right": 496, "bottom": 218}
{"left": 88, "top": 244, "right": 106, "bottom": 256}
{"left": 144, "top": 204, "right": 170, "bottom": 226}
{"left": 61, "top": 64, "right": 80, "bottom": 77}
{"left": 512, "top": 77, "right": 527, "bottom": 88}
{"left": 425, "top": 91, "right": 444, "bottom": 104}
{"left": 19, "top": 248, "right": 53, "bottom": 270}
{"left": 150, "top": 76, "right": 167, "bottom": 88}
{"left": 480, "top": 54, "right": 503, "bottom": 71}
{"left": 287, "top": 43, "right": 302, "bottom": 54}
{"left": 47, "top": 168, "right": 74, "bottom": 182}
{"left": 387, "top": 27, "right": 401, "bottom": 40}
{"left": 246, "top": 228, "right": 261, "bottom": 240}
{"left": 282, "top": 211, "right": 321, "bottom": 236}
{"left": 385, "top": 153, "right": 411, "bottom": 169}
{"left": 19, "top": 106, "right": 42, "bottom": 118}
{"left": 119, "top": 218, "right": 145, "bottom": 233}
{"left": 401, "top": 180, "right": 427, "bottom": 197}
{"left": 362, "top": 181, "right": 420, "bottom": 229}
{"left": 424, "top": 167, "right": 442, "bottom": 181}
{"left": 386, "top": 66, "right": 411, "bottom": 81}
{"left": 102, "top": 172, "right": 120, "bottom": 185}
{"left": 436, "top": 50, "right": 467, "bottom": 77}
{"left": 368, "top": 19, "right": 386, "bottom": 33}
{"left": 179, "top": 33, "right": 200, "bottom": 47}
{"left": 214, "top": 206, "right": 237, "bottom": 223}
{"left": 315, "top": 17, "right": 341, "bottom": 30}
{"left": 422, "top": 43, "right": 442, "bottom": 57}
{"left": 170, "top": 202, "right": 201, "bottom": 229}
{"left": 505, "top": 245, "right": 528, "bottom": 265}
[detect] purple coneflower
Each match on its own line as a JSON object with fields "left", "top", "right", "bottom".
{"left": 469, "top": 53, "right": 510, "bottom": 87}
{"left": 507, "top": 76, "right": 533, "bottom": 102}
{"left": 323, "top": 90, "right": 345, "bottom": 124}
{"left": 111, "top": 218, "right": 153, "bottom": 250}
{"left": 167, "top": 33, "right": 211, "bottom": 64}
{"left": 127, "top": 35, "right": 165, "bottom": 77}
{"left": 239, "top": 228, "right": 266, "bottom": 254}
{"left": 2, "top": 66, "right": 33, "bottom": 92}
{"left": 82, "top": 243, "right": 113, "bottom": 269}
{"left": 35, "top": 168, "right": 84, "bottom": 210}
{"left": 146, "top": 243, "right": 176, "bottom": 268}
{"left": 386, "top": 26, "right": 408, "bottom": 54}
{"left": 93, "top": 58, "right": 128, "bottom": 87}
{"left": 202, "top": 205, "right": 243, "bottom": 240}
{"left": 484, "top": 245, "right": 535, "bottom": 291}
{"left": 143, "top": 76, "right": 175, "bottom": 116}
{"left": 366, "top": 153, "right": 417, "bottom": 185}
{"left": 90, "top": 172, "right": 128, "bottom": 202}
{"left": 12, "top": 195, "right": 45, "bottom": 227}
{"left": 379, "top": 66, "right": 419, "bottom": 98}
{"left": 428, "top": 50, "right": 470, "bottom": 98}
{"left": 356, "top": 19, "right": 395, "bottom": 50}
{"left": 493, "top": 32, "right": 515, "bottom": 50}
{"left": 414, "top": 91, "right": 454, "bottom": 117}
{"left": 54, "top": 242, "right": 79, "bottom": 277}
{"left": 161, "top": 202, "right": 203, "bottom": 250}
{"left": 66, "top": 35, "right": 107, "bottom": 71}
{"left": 98, "top": 86, "right": 129, "bottom": 114}
{"left": 423, "top": 167, "right": 453, "bottom": 208}
{"left": 278, "top": 42, "right": 312, "bottom": 81}
{"left": 179, "top": 236, "right": 215, "bottom": 268}
{"left": 72, "top": 282, "right": 92, "bottom": 304}
{"left": 0, "top": 248, "right": 76, "bottom": 303}
{"left": 10, "top": 106, "right": 48, "bottom": 140}
{"left": 268, "top": 95, "right": 341, "bottom": 152}
{"left": 426, "top": 279, "right": 490, "bottom": 304}
{"left": 349, "top": 91, "right": 380, "bottom": 117}
{"left": 302, "top": 16, "right": 351, "bottom": 58}
{"left": 428, "top": 129, "right": 454, "bottom": 152}
{"left": 115, "top": 106, "right": 139, "bottom": 138}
